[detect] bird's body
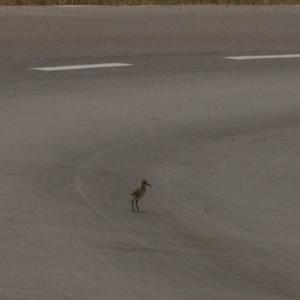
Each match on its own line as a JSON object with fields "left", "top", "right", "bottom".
{"left": 131, "top": 180, "right": 152, "bottom": 212}
{"left": 131, "top": 186, "right": 146, "bottom": 199}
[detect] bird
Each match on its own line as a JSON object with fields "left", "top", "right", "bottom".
{"left": 131, "top": 179, "right": 152, "bottom": 213}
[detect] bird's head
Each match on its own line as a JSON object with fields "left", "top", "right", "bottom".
{"left": 141, "top": 179, "right": 152, "bottom": 187}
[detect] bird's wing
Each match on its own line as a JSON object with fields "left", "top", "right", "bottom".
{"left": 131, "top": 188, "right": 139, "bottom": 197}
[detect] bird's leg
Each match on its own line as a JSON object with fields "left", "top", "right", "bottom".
{"left": 131, "top": 197, "right": 137, "bottom": 212}
{"left": 135, "top": 198, "right": 140, "bottom": 213}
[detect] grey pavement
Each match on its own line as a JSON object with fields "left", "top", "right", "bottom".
{"left": 0, "top": 5, "right": 300, "bottom": 300}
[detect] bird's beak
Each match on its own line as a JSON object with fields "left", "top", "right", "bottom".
{"left": 147, "top": 183, "right": 152, "bottom": 187}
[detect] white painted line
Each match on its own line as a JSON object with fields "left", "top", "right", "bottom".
{"left": 31, "top": 63, "right": 132, "bottom": 71}
{"left": 224, "top": 54, "right": 300, "bottom": 60}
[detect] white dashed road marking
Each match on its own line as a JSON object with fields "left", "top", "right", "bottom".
{"left": 224, "top": 54, "right": 300, "bottom": 60}
{"left": 31, "top": 63, "right": 132, "bottom": 71}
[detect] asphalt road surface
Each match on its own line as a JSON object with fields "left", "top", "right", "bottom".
{"left": 1, "top": 5, "right": 300, "bottom": 300}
